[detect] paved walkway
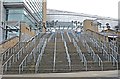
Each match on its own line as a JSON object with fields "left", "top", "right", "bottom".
{"left": 1, "top": 77, "right": 120, "bottom": 79}
{"left": 2, "top": 70, "right": 119, "bottom": 78}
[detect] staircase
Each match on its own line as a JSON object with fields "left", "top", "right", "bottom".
{"left": 38, "top": 42, "right": 54, "bottom": 73}
{"left": 66, "top": 42, "right": 84, "bottom": 71}
{"left": 55, "top": 32, "right": 69, "bottom": 72}
{"left": 1, "top": 31, "right": 118, "bottom": 74}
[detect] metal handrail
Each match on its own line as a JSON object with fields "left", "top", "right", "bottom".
{"left": 64, "top": 41, "right": 71, "bottom": 70}
{"left": 89, "top": 47, "right": 96, "bottom": 61}
{"left": 81, "top": 35, "right": 104, "bottom": 70}
{"left": 71, "top": 32, "right": 79, "bottom": 42}
{"left": 2, "top": 32, "right": 43, "bottom": 73}
{"left": 48, "top": 33, "right": 54, "bottom": 42}
{"left": 67, "top": 32, "right": 72, "bottom": 42}
{"left": 109, "top": 42, "right": 118, "bottom": 59}
{"left": 53, "top": 38, "right": 56, "bottom": 71}
{"left": 2, "top": 54, "right": 14, "bottom": 71}
{"left": 72, "top": 38, "right": 76, "bottom": 47}
{"left": 86, "top": 36, "right": 109, "bottom": 61}
{"left": 110, "top": 54, "right": 118, "bottom": 70}
{"left": 19, "top": 54, "right": 28, "bottom": 74}
{"left": 35, "top": 39, "right": 47, "bottom": 73}
{"left": 61, "top": 31, "right": 64, "bottom": 41}
{"left": 73, "top": 38, "right": 83, "bottom": 59}
{"left": 102, "top": 48, "right": 109, "bottom": 61}
{"left": 96, "top": 54, "right": 103, "bottom": 71}
{"left": 15, "top": 47, "right": 25, "bottom": 62}
{"left": 82, "top": 54, "right": 87, "bottom": 71}
{"left": 19, "top": 42, "right": 38, "bottom": 74}
{"left": 73, "top": 38, "right": 86, "bottom": 70}
{"left": 2, "top": 41, "right": 23, "bottom": 61}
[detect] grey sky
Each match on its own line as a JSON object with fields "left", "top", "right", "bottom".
{"left": 47, "top": 0, "right": 119, "bottom": 19}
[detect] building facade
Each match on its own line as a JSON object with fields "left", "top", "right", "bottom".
{"left": 0, "top": 0, "right": 46, "bottom": 43}
{"left": 47, "top": 9, "right": 118, "bottom": 32}
{"left": 4, "top": 0, "right": 43, "bottom": 27}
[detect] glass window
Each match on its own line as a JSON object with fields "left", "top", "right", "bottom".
{"left": 4, "top": 0, "right": 23, "bottom": 2}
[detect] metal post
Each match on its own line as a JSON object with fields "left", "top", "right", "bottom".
{"left": 5, "top": 52, "right": 6, "bottom": 60}
{"left": 53, "top": 38, "right": 56, "bottom": 72}
{"left": 5, "top": 64, "right": 7, "bottom": 71}
{"left": 34, "top": 51, "right": 36, "bottom": 62}
{"left": 19, "top": 66, "right": 21, "bottom": 74}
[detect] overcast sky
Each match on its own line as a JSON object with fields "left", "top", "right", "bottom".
{"left": 47, "top": 0, "right": 119, "bottom": 19}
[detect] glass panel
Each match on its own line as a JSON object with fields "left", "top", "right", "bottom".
{"left": 7, "top": 9, "right": 24, "bottom": 21}
{"left": 4, "top": 0, "right": 23, "bottom": 2}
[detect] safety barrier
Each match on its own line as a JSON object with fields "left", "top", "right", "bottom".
{"left": 67, "top": 32, "right": 72, "bottom": 42}
{"left": 109, "top": 54, "right": 118, "bottom": 70}
{"left": 72, "top": 38, "right": 87, "bottom": 71}
{"left": 61, "top": 31, "right": 64, "bottom": 41}
{"left": 3, "top": 54, "right": 14, "bottom": 71}
{"left": 35, "top": 39, "right": 47, "bottom": 73}
{"left": 2, "top": 42, "right": 25, "bottom": 62}
{"left": 64, "top": 41, "right": 71, "bottom": 70}
{"left": 82, "top": 54, "right": 87, "bottom": 71}
{"left": 53, "top": 38, "right": 56, "bottom": 71}
{"left": 71, "top": 32, "right": 79, "bottom": 42}
{"left": 48, "top": 33, "right": 54, "bottom": 42}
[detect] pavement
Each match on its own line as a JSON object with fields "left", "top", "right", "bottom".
{"left": 1, "top": 70, "right": 119, "bottom": 79}
{"left": 1, "top": 77, "right": 120, "bottom": 79}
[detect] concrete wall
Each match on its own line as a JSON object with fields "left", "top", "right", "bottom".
{"left": 83, "top": 19, "right": 98, "bottom": 32}
{"left": 42, "top": 0, "right": 47, "bottom": 32}
{"left": 0, "top": 53, "right": 2, "bottom": 76}
{"left": 20, "top": 23, "right": 35, "bottom": 42}
{"left": 86, "top": 29, "right": 108, "bottom": 42}
{"left": 0, "top": 36, "right": 19, "bottom": 50}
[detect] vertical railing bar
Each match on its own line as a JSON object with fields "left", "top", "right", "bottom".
{"left": 53, "top": 38, "right": 56, "bottom": 72}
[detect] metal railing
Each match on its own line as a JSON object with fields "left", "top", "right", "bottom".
{"left": 89, "top": 47, "right": 96, "bottom": 61}
{"left": 96, "top": 54, "right": 103, "bottom": 70}
{"left": 53, "top": 38, "right": 56, "bottom": 71}
{"left": 73, "top": 38, "right": 83, "bottom": 60}
{"left": 18, "top": 35, "right": 38, "bottom": 73}
{"left": 72, "top": 38, "right": 76, "bottom": 47}
{"left": 19, "top": 54, "right": 28, "bottom": 74}
{"left": 67, "top": 32, "right": 72, "bottom": 42}
{"left": 86, "top": 32, "right": 119, "bottom": 61}
{"left": 84, "top": 39, "right": 103, "bottom": 67}
{"left": 73, "top": 38, "right": 88, "bottom": 71}
{"left": 61, "top": 31, "right": 64, "bottom": 41}
{"left": 71, "top": 32, "right": 79, "bottom": 42}
{"left": 15, "top": 46, "right": 25, "bottom": 62}
{"left": 2, "top": 32, "right": 44, "bottom": 73}
{"left": 82, "top": 54, "right": 87, "bottom": 71}
{"left": 2, "top": 42, "right": 25, "bottom": 62}
{"left": 109, "top": 42, "right": 118, "bottom": 59}
{"left": 2, "top": 54, "right": 14, "bottom": 71}
{"left": 85, "top": 34, "right": 110, "bottom": 61}
{"left": 35, "top": 39, "right": 47, "bottom": 73}
{"left": 101, "top": 44, "right": 109, "bottom": 61}
{"left": 109, "top": 54, "right": 118, "bottom": 70}
{"left": 48, "top": 33, "right": 54, "bottom": 42}
{"left": 64, "top": 41, "right": 71, "bottom": 70}
{"left": 79, "top": 34, "right": 104, "bottom": 71}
